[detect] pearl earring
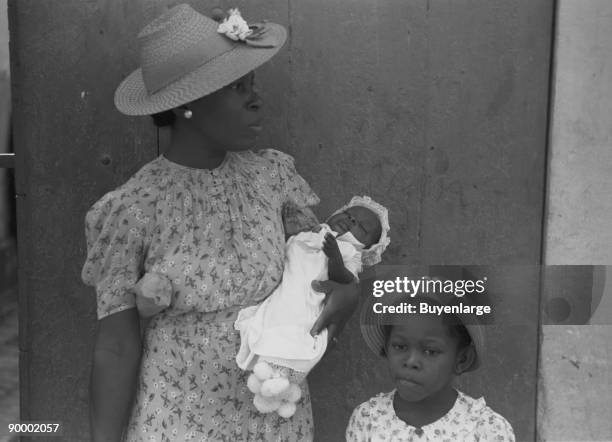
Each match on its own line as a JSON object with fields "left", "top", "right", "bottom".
{"left": 184, "top": 109, "right": 193, "bottom": 119}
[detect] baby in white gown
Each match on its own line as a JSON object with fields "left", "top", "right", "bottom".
{"left": 234, "top": 196, "right": 390, "bottom": 417}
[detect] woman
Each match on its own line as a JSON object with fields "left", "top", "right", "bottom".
{"left": 82, "top": 5, "right": 359, "bottom": 441}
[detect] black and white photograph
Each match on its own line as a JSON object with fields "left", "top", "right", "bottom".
{"left": 0, "top": 0, "right": 611, "bottom": 441}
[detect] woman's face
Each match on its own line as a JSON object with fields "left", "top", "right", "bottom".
{"left": 385, "top": 315, "right": 459, "bottom": 403}
{"left": 186, "top": 71, "right": 263, "bottom": 151}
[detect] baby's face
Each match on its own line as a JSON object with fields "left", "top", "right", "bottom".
{"left": 326, "top": 206, "right": 382, "bottom": 248}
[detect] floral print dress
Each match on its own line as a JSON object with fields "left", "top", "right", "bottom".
{"left": 82, "top": 149, "right": 319, "bottom": 442}
{"left": 345, "top": 390, "right": 515, "bottom": 442}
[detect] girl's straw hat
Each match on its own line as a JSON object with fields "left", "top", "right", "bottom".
{"left": 114, "top": 4, "right": 287, "bottom": 115}
{"left": 360, "top": 279, "right": 486, "bottom": 372}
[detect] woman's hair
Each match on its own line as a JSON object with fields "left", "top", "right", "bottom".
{"left": 380, "top": 315, "right": 472, "bottom": 357}
{"left": 151, "top": 110, "right": 176, "bottom": 127}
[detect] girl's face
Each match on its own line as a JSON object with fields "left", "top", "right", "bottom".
{"left": 186, "top": 71, "right": 263, "bottom": 151}
{"left": 385, "top": 315, "right": 460, "bottom": 403}
{"left": 326, "top": 206, "right": 382, "bottom": 248}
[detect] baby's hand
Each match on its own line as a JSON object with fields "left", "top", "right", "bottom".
{"left": 323, "top": 233, "right": 342, "bottom": 260}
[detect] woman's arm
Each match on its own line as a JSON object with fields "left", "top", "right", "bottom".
{"left": 90, "top": 308, "right": 142, "bottom": 442}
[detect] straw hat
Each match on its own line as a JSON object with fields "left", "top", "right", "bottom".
{"left": 360, "top": 284, "right": 486, "bottom": 372}
{"left": 114, "top": 4, "right": 287, "bottom": 115}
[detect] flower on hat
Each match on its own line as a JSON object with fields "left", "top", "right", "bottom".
{"left": 217, "top": 8, "right": 253, "bottom": 41}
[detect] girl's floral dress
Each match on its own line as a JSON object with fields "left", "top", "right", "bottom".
{"left": 82, "top": 149, "right": 319, "bottom": 442}
{"left": 345, "top": 390, "right": 515, "bottom": 442}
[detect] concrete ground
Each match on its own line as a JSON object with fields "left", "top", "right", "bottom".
{"left": 0, "top": 293, "right": 19, "bottom": 442}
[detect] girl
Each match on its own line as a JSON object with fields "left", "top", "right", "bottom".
{"left": 347, "top": 291, "right": 515, "bottom": 441}
{"left": 82, "top": 5, "right": 359, "bottom": 441}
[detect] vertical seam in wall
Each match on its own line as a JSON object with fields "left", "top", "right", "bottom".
{"left": 7, "top": 0, "right": 31, "bottom": 421}
{"left": 416, "top": 0, "right": 431, "bottom": 254}
{"left": 539, "top": 0, "right": 560, "bottom": 265}
{"left": 286, "top": 0, "right": 293, "bottom": 155}
{"left": 535, "top": 0, "right": 559, "bottom": 439}
{"left": 535, "top": 265, "right": 548, "bottom": 442}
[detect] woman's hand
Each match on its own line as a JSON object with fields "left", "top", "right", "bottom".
{"left": 309, "top": 279, "right": 360, "bottom": 343}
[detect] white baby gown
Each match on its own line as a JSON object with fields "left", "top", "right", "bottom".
{"left": 235, "top": 224, "right": 363, "bottom": 377}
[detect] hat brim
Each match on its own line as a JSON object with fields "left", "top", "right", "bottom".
{"left": 360, "top": 292, "right": 485, "bottom": 371}
{"left": 114, "top": 23, "right": 287, "bottom": 116}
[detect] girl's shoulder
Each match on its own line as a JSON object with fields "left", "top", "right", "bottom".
{"left": 347, "top": 391, "right": 398, "bottom": 439}
{"left": 455, "top": 391, "right": 515, "bottom": 440}
{"left": 352, "top": 390, "right": 394, "bottom": 417}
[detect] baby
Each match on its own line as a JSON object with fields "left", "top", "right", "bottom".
{"left": 346, "top": 288, "right": 515, "bottom": 441}
{"left": 234, "top": 196, "right": 390, "bottom": 417}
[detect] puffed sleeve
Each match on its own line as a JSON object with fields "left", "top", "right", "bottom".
{"left": 260, "top": 149, "right": 320, "bottom": 236}
{"left": 474, "top": 409, "right": 516, "bottom": 442}
{"left": 81, "top": 190, "right": 152, "bottom": 320}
